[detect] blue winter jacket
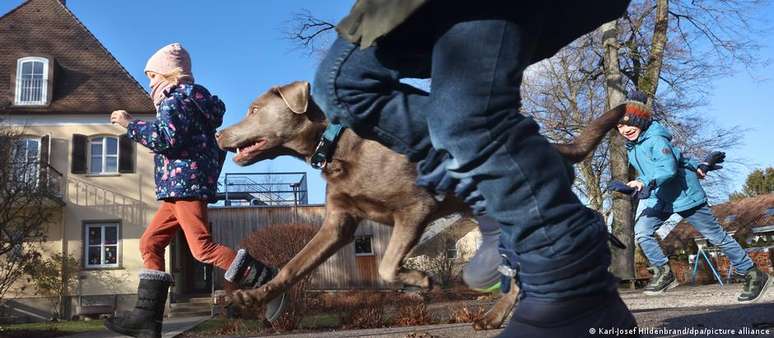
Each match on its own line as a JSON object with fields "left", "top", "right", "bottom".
{"left": 626, "top": 121, "right": 707, "bottom": 213}
{"left": 127, "top": 84, "right": 226, "bottom": 201}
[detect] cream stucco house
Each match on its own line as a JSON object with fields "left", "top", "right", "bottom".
{"left": 0, "top": 0, "right": 172, "bottom": 321}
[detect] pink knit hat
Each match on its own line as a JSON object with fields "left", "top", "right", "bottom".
{"left": 144, "top": 43, "right": 194, "bottom": 82}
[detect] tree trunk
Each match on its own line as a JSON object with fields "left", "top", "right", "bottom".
{"left": 639, "top": 0, "right": 669, "bottom": 100}
{"left": 602, "top": 20, "right": 635, "bottom": 280}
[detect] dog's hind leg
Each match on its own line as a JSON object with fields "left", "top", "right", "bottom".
{"left": 229, "top": 209, "right": 358, "bottom": 307}
{"left": 378, "top": 208, "right": 434, "bottom": 289}
{"left": 473, "top": 278, "right": 519, "bottom": 330}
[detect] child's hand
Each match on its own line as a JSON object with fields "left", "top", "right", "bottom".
{"left": 696, "top": 168, "right": 707, "bottom": 179}
{"left": 111, "top": 110, "right": 133, "bottom": 128}
{"left": 626, "top": 180, "right": 645, "bottom": 191}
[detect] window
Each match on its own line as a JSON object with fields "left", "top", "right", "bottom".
{"left": 445, "top": 239, "right": 457, "bottom": 259}
{"left": 14, "top": 57, "right": 49, "bottom": 105}
{"left": 11, "top": 138, "right": 40, "bottom": 185}
{"left": 354, "top": 235, "right": 374, "bottom": 256}
{"left": 84, "top": 223, "right": 120, "bottom": 268}
{"left": 89, "top": 136, "right": 119, "bottom": 174}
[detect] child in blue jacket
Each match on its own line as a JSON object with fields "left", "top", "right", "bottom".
{"left": 617, "top": 93, "right": 770, "bottom": 302}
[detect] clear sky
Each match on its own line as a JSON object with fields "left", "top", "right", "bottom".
{"left": 2, "top": 0, "right": 772, "bottom": 204}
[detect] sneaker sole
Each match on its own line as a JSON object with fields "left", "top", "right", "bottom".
{"left": 643, "top": 279, "right": 679, "bottom": 296}
{"left": 265, "top": 292, "right": 288, "bottom": 322}
{"left": 738, "top": 274, "right": 772, "bottom": 303}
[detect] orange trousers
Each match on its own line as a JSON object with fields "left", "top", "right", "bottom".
{"left": 140, "top": 200, "right": 236, "bottom": 271}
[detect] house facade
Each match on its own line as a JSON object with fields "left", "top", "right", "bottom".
{"left": 0, "top": 0, "right": 163, "bottom": 321}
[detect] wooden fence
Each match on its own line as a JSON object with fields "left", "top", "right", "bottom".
{"left": 209, "top": 205, "right": 397, "bottom": 290}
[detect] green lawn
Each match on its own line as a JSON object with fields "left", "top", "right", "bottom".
{"left": 0, "top": 319, "right": 104, "bottom": 338}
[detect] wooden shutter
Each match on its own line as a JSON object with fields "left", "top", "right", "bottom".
{"left": 39, "top": 134, "right": 51, "bottom": 186}
{"left": 71, "top": 134, "right": 87, "bottom": 174}
{"left": 118, "top": 134, "right": 135, "bottom": 173}
{"left": 39, "top": 134, "right": 51, "bottom": 165}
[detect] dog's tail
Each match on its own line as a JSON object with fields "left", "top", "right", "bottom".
{"left": 551, "top": 103, "right": 627, "bottom": 164}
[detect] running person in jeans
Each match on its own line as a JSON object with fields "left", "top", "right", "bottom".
{"left": 617, "top": 94, "right": 771, "bottom": 302}
{"left": 312, "top": 1, "right": 637, "bottom": 336}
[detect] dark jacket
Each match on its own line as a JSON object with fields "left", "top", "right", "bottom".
{"left": 337, "top": 0, "right": 631, "bottom": 64}
{"left": 127, "top": 84, "right": 226, "bottom": 201}
{"left": 626, "top": 122, "right": 707, "bottom": 213}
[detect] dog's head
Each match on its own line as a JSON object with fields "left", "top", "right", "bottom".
{"left": 216, "top": 81, "right": 323, "bottom": 166}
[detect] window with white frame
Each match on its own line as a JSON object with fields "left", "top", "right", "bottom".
{"left": 11, "top": 138, "right": 40, "bottom": 185}
{"left": 85, "top": 223, "right": 120, "bottom": 268}
{"left": 15, "top": 57, "right": 49, "bottom": 105}
{"left": 89, "top": 136, "right": 119, "bottom": 174}
{"left": 354, "top": 235, "right": 374, "bottom": 256}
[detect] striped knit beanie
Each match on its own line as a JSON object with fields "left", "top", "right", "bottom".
{"left": 620, "top": 90, "right": 652, "bottom": 130}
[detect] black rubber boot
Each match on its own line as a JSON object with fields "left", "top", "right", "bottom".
{"left": 225, "top": 249, "right": 288, "bottom": 321}
{"left": 105, "top": 270, "right": 173, "bottom": 338}
{"left": 643, "top": 264, "right": 678, "bottom": 296}
{"left": 737, "top": 267, "right": 771, "bottom": 303}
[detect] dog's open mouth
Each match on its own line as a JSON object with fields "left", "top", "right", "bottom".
{"left": 231, "top": 139, "right": 269, "bottom": 162}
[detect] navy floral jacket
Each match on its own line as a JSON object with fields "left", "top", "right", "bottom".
{"left": 127, "top": 84, "right": 226, "bottom": 201}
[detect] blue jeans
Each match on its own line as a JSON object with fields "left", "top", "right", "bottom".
{"left": 312, "top": 17, "right": 616, "bottom": 301}
{"left": 635, "top": 203, "right": 754, "bottom": 272}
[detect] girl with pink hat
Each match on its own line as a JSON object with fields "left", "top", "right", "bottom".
{"left": 106, "top": 43, "right": 286, "bottom": 338}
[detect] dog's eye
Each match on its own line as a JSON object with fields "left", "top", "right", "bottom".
{"left": 251, "top": 107, "right": 258, "bottom": 115}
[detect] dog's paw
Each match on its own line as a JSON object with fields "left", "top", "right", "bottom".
{"left": 227, "top": 283, "right": 277, "bottom": 307}
{"left": 473, "top": 315, "right": 505, "bottom": 331}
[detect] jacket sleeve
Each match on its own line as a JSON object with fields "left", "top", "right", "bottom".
{"left": 126, "top": 95, "right": 191, "bottom": 154}
{"left": 647, "top": 137, "right": 678, "bottom": 187}
{"left": 681, "top": 157, "right": 701, "bottom": 171}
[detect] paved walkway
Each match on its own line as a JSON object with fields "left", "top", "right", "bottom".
{"left": 268, "top": 323, "right": 501, "bottom": 338}
{"left": 257, "top": 284, "right": 774, "bottom": 338}
{"left": 62, "top": 316, "right": 209, "bottom": 338}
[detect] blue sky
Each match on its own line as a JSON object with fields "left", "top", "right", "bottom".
{"left": 2, "top": 0, "right": 772, "bottom": 203}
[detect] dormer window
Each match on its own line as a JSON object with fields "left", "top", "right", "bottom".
{"left": 14, "top": 57, "right": 50, "bottom": 106}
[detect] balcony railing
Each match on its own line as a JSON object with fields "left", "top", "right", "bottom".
{"left": 218, "top": 172, "right": 308, "bottom": 207}
{"left": 6, "top": 161, "right": 65, "bottom": 204}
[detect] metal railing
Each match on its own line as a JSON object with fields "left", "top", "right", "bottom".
{"left": 6, "top": 161, "right": 65, "bottom": 203}
{"left": 17, "top": 77, "right": 46, "bottom": 104}
{"left": 220, "top": 172, "right": 308, "bottom": 206}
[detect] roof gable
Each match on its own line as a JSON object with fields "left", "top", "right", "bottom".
{"left": 0, "top": 0, "right": 154, "bottom": 114}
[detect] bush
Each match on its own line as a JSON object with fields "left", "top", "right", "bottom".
{"left": 346, "top": 307, "right": 385, "bottom": 329}
{"left": 392, "top": 299, "right": 432, "bottom": 327}
{"left": 23, "top": 253, "right": 79, "bottom": 320}
{"left": 448, "top": 304, "right": 486, "bottom": 323}
{"left": 229, "top": 223, "right": 318, "bottom": 332}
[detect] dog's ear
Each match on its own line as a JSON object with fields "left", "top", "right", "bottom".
{"left": 276, "top": 81, "right": 310, "bottom": 114}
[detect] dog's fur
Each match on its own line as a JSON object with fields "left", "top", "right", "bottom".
{"left": 216, "top": 81, "right": 627, "bottom": 329}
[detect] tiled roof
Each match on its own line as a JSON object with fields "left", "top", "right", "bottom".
{"left": 0, "top": 0, "right": 154, "bottom": 114}
{"left": 661, "top": 194, "right": 774, "bottom": 251}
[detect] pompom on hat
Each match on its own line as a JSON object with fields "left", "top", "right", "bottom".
{"left": 620, "top": 90, "right": 652, "bottom": 130}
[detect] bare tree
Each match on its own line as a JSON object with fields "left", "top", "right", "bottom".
{"left": 283, "top": 9, "right": 336, "bottom": 58}
{"left": 0, "top": 123, "right": 57, "bottom": 301}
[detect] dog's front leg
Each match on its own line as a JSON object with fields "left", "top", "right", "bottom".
{"left": 378, "top": 210, "right": 433, "bottom": 288}
{"left": 229, "top": 210, "right": 357, "bottom": 307}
